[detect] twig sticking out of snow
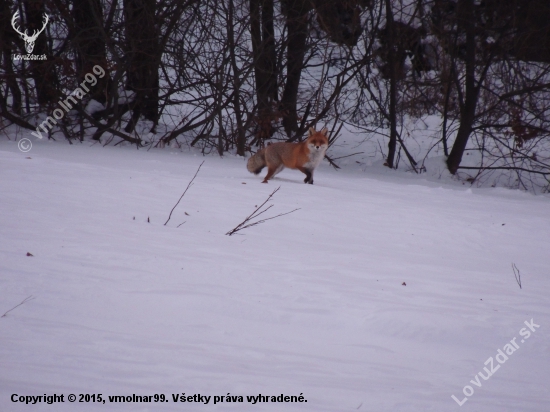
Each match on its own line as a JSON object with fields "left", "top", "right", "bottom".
{"left": 164, "top": 161, "right": 204, "bottom": 226}
{"left": 324, "top": 154, "right": 341, "bottom": 170}
{"left": 1, "top": 295, "right": 35, "bottom": 318}
{"left": 226, "top": 187, "right": 300, "bottom": 236}
{"left": 512, "top": 263, "right": 522, "bottom": 289}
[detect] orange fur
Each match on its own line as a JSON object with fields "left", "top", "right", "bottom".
{"left": 247, "top": 127, "right": 329, "bottom": 184}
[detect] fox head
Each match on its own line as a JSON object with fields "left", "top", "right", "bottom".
{"left": 306, "top": 127, "right": 329, "bottom": 153}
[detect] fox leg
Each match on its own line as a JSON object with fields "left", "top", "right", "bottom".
{"left": 262, "top": 164, "right": 284, "bottom": 183}
{"left": 298, "top": 167, "right": 313, "bottom": 184}
{"left": 262, "top": 168, "right": 275, "bottom": 183}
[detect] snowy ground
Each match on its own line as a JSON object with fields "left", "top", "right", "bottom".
{"left": 1, "top": 134, "right": 549, "bottom": 411}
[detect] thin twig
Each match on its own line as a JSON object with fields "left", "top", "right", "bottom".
{"left": 164, "top": 161, "right": 204, "bottom": 226}
{"left": 324, "top": 154, "right": 341, "bottom": 170}
{"left": 330, "top": 152, "right": 365, "bottom": 161}
{"left": 226, "top": 187, "right": 300, "bottom": 235}
{"left": 227, "top": 188, "right": 280, "bottom": 234}
{"left": 233, "top": 208, "right": 301, "bottom": 232}
{"left": 1, "top": 295, "right": 35, "bottom": 318}
{"left": 512, "top": 263, "right": 522, "bottom": 289}
{"left": 458, "top": 166, "right": 549, "bottom": 176}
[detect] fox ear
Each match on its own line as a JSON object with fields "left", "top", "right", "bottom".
{"left": 308, "top": 127, "right": 315, "bottom": 136}
{"left": 321, "top": 127, "right": 328, "bottom": 135}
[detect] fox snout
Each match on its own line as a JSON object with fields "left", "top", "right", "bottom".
{"left": 310, "top": 142, "right": 326, "bottom": 151}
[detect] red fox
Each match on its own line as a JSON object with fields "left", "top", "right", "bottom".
{"left": 247, "top": 127, "right": 329, "bottom": 184}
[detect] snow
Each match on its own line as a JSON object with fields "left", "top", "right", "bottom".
{"left": 1, "top": 136, "right": 549, "bottom": 411}
{"left": 117, "top": 90, "right": 136, "bottom": 105}
{"left": 85, "top": 100, "right": 105, "bottom": 115}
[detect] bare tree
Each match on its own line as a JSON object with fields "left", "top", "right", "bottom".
{"left": 23, "top": 0, "right": 58, "bottom": 104}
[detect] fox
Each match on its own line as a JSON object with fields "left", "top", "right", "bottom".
{"left": 247, "top": 127, "right": 329, "bottom": 184}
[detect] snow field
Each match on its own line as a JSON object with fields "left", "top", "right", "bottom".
{"left": 1, "top": 138, "right": 549, "bottom": 411}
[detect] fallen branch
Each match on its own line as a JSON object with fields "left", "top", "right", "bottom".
{"left": 73, "top": 105, "right": 143, "bottom": 146}
{"left": 458, "top": 166, "right": 550, "bottom": 176}
{"left": 226, "top": 186, "right": 300, "bottom": 236}
{"left": 1, "top": 295, "right": 35, "bottom": 318}
{"left": 164, "top": 161, "right": 204, "bottom": 226}
{"left": 330, "top": 152, "right": 365, "bottom": 161}
{"left": 324, "top": 154, "right": 341, "bottom": 170}
{"left": 0, "top": 108, "right": 36, "bottom": 131}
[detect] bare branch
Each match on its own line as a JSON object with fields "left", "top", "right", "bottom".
{"left": 226, "top": 187, "right": 300, "bottom": 236}
{"left": 1, "top": 296, "right": 35, "bottom": 318}
{"left": 164, "top": 161, "right": 204, "bottom": 226}
{"left": 458, "top": 166, "right": 550, "bottom": 176}
{"left": 512, "top": 263, "right": 522, "bottom": 289}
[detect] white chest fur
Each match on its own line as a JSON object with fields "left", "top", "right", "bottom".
{"left": 304, "top": 144, "right": 327, "bottom": 170}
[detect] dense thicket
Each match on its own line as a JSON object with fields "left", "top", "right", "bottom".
{"left": 1, "top": 0, "right": 549, "bottom": 190}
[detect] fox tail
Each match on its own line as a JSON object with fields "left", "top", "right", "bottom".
{"left": 247, "top": 148, "right": 267, "bottom": 175}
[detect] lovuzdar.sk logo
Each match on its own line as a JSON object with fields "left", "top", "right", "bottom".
{"left": 11, "top": 10, "right": 49, "bottom": 60}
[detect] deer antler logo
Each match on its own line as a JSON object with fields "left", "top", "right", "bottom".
{"left": 11, "top": 11, "right": 49, "bottom": 54}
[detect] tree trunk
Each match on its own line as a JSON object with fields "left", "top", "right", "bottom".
{"left": 280, "top": 0, "right": 311, "bottom": 138}
{"left": 0, "top": 0, "right": 22, "bottom": 114}
{"left": 72, "top": 0, "right": 109, "bottom": 104}
{"left": 447, "top": 0, "right": 478, "bottom": 175}
{"left": 24, "top": 0, "right": 57, "bottom": 105}
{"left": 384, "top": 0, "right": 397, "bottom": 168}
{"left": 123, "top": 0, "right": 159, "bottom": 133}
{"left": 228, "top": 0, "right": 246, "bottom": 156}
{"left": 250, "top": 0, "right": 277, "bottom": 142}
